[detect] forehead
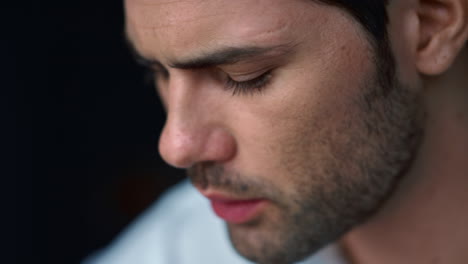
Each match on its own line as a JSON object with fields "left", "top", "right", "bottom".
{"left": 124, "top": 0, "right": 324, "bottom": 60}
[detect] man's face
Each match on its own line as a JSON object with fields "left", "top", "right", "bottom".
{"left": 125, "top": 0, "right": 422, "bottom": 263}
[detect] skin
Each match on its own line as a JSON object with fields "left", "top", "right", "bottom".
{"left": 341, "top": 1, "right": 468, "bottom": 263}
{"left": 125, "top": 0, "right": 468, "bottom": 263}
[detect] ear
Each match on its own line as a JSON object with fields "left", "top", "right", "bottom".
{"left": 416, "top": 0, "right": 468, "bottom": 75}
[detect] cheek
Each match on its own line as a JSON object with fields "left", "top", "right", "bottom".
{"left": 229, "top": 36, "right": 376, "bottom": 186}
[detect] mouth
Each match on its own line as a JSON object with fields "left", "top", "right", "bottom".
{"left": 199, "top": 190, "right": 268, "bottom": 224}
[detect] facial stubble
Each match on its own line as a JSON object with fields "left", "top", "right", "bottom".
{"left": 188, "top": 47, "right": 422, "bottom": 264}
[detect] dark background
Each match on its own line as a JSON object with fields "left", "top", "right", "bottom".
{"left": 6, "top": 1, "right": 184, "bottom": 263}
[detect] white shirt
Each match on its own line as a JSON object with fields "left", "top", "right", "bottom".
{"left": 84, "top": 180, "right": 348, "bottom": 264}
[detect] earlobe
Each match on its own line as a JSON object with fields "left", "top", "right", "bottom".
{"left": 415, "top": 0, "right": 468, "bottom": 75}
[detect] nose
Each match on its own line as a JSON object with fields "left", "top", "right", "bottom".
{"left": 158, "top": 75, "right": 237, "bottom": 169}
{"left": 159, "top": 123, "right": 237, "bottom": 168}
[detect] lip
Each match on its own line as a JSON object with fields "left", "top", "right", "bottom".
{"left": 200, "top": 191, "right": 268, "bottom": 224}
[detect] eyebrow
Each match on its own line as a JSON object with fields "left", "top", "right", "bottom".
{"left": 125, "top": 35, "right": 293, "bottom": 70}
{"left": 168, "top": 46, "right": 287, "bottom": 69}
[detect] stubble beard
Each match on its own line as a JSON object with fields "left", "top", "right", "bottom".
{"left": 188, "top": 43, "right": 423, "bottom": 264}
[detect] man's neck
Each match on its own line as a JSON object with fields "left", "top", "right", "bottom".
{"left": 340, "top": 49, "right": 468, "bottom": 264}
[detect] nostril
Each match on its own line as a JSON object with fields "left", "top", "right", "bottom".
{"left": 203, "top": 128, "right": 237, "bottom": 163}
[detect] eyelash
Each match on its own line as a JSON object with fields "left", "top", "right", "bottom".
{"left": 225, "top": 71, "right": 272, "bottom": 96}
{"left": 143, "top": 67, "right": 272, "bottom": 96}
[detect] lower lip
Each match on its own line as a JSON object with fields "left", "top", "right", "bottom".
{"left": 210, "top": 199, "right": 266, "bottom": 224}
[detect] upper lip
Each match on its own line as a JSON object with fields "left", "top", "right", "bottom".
{"left": 196, "top": 187, "right": 264, "bottom": 202}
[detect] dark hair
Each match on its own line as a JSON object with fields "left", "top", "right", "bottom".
{"left": 314, "top": 0, "right": 395, "bottom": 97}
{"left": 313, "top": 0, "right": 390, "bottom": 44}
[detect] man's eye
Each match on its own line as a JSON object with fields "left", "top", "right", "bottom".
{"left": 225, "top": 71, "right": 272, "bottom": 96}
{"left": 144, "top": 68, "right": 169, "bottom": 87}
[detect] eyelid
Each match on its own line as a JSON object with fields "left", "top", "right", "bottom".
{"left": 224, "top": 69, "right": 273, "bottom": 96}
{"left": 224, "top": 67, "right": 272, "bottom": 82}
